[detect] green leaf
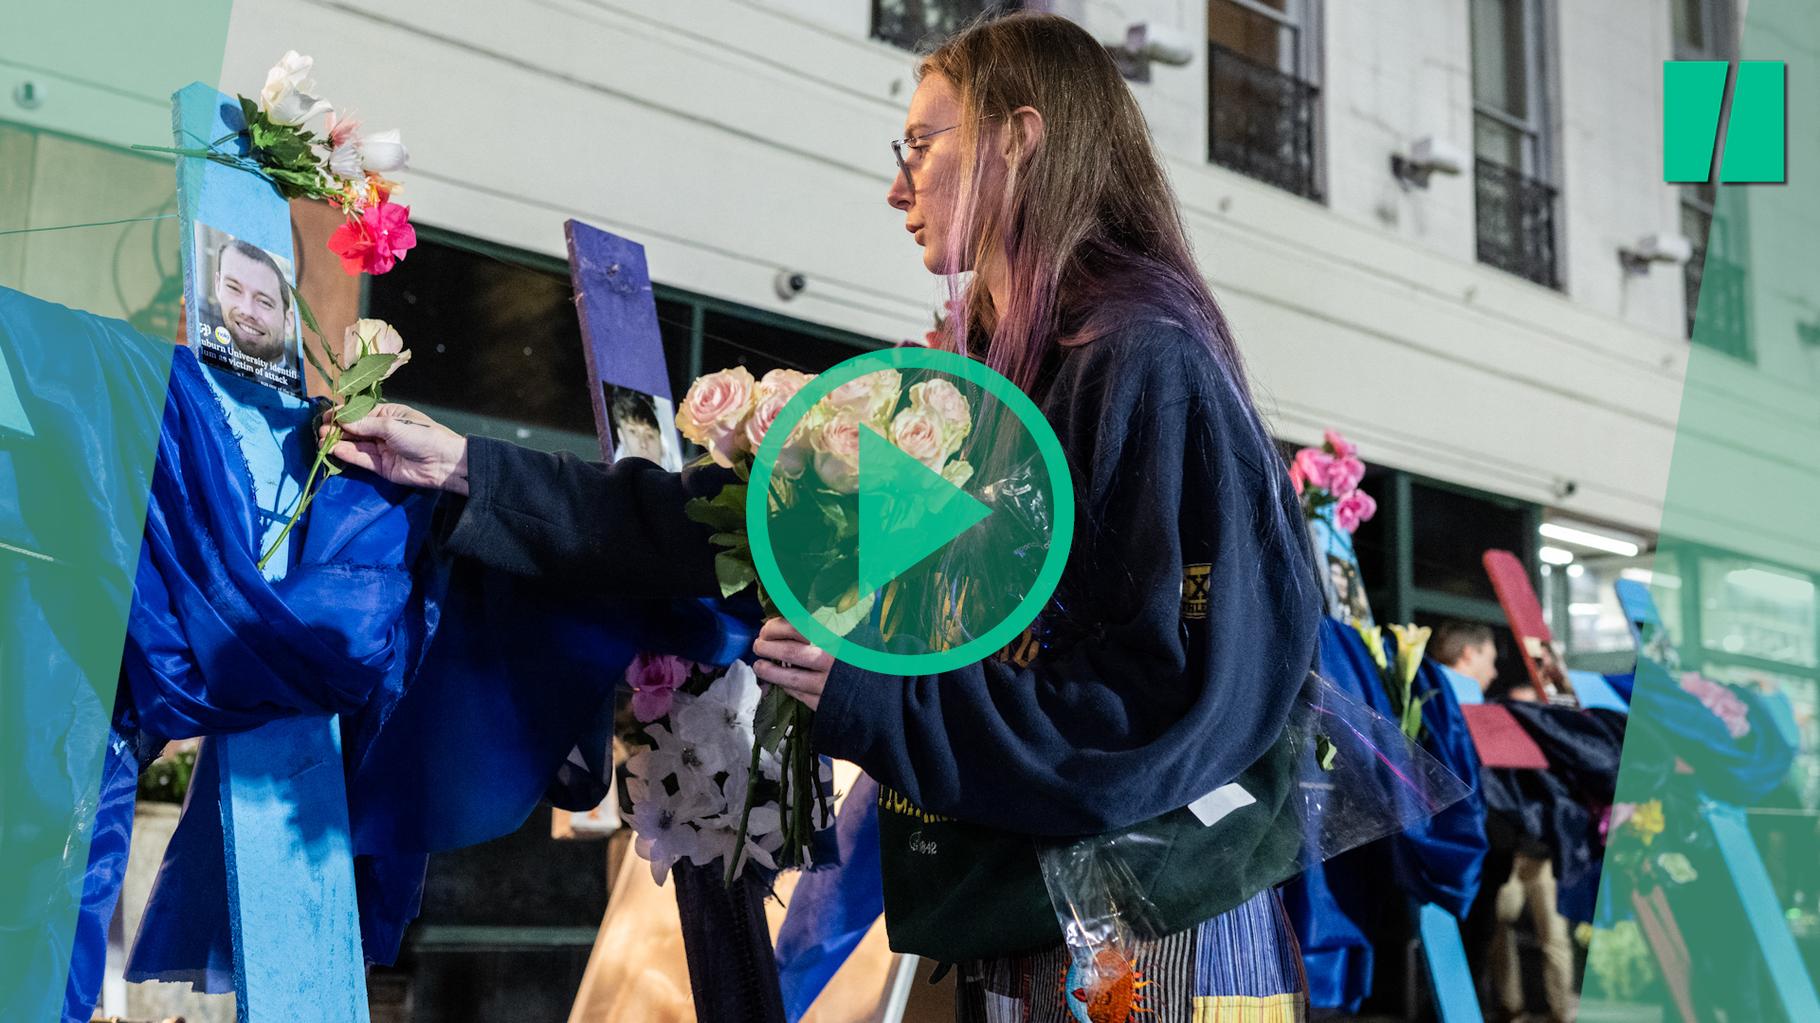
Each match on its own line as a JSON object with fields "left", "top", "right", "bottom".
{"left": 334, "top": 393, "right": 378, "bottom": 424}
{"left": 685, "top": 489, "right": 748, "bottom": 532}
{"left": 335, "top": 352, "right": 399, "bottom": 396}
{"left": 322, "top": 459, "right": 343, "bottom": 476}
{"left": 1315, "top": 733, "right": 1338, "bottom": 771}
{"left": 752, "top": 686, "right": 794, "bottom": 751}
{"left": 714, "top": 550, "right": 756, "bottom": 597}
{"left": 810, "top": 588, "right": 875, "bottom": 636}
{"left": 708, "top": 531, "right": 749, "bottom": 549}
{"left": 290, "top": 283, "right": 322, "bottom": 339}
{"left": 732, "top": 459, "right": 751, "bottom": 483}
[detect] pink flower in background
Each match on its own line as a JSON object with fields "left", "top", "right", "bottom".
{"left": 1288, "top": 460, "right": 1306, "bottom": 496}
{"left": 1293, "top": 447, "right": 1335, "bottom": 492}
{"left": 1334, "top": 488, "right": 1378, "bottom": 533}
{"left": 1324, "top": 429, "right": 1358, "bottom": 459}
{"left": 1680, "top": 672, "right": 1752, "bottom": 739}
{"left": 1327, "top": 455, "right": 1366, "bottom": 496}
{"left": 328, "top": 199, "right": 416, "bottom": 275}
{"left": 628, "top": 653, "right": 692, "bottom": 723}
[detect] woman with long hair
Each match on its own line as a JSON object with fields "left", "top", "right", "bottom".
{"left": 331, "top": 11, "right": 1320, "bottom": 1019}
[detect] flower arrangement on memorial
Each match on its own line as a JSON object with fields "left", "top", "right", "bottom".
{"left": 1291, "top": 429, "right": 1377, "bottom": 533}
{"left": 672, "top": 363, "right": 975, "bottom": 880}
{"left": 617, "top": 653, "right": 819, "bottom": 884}
{"left": 138, "top": 51, "right": 417, "bottom": 277}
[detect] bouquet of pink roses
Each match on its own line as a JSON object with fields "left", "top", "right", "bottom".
{"left": 672, "top": 363, "right": 974, "bottom": 879}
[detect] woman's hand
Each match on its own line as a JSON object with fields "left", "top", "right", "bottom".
{"left": 321, "top": 402, "right": 471, "bottom": 495}
{"left": 753, "top": 617, "right": 834, "bottom": 711}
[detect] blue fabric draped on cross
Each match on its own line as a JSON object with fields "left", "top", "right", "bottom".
{"left": 1280, "top": 619, "right": 1488, "bottom": 1012}
{"left": 3, "top": 288, "right": 753, "bottom": 1021}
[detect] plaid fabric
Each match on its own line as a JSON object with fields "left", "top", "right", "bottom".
{"left": 954, "top": 889, "right": 1305, "bottom": 1023}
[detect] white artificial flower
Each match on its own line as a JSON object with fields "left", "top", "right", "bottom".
{"left": 328, "top": 141, "right": 363, "bottom": 179}
{"left": 626, "top": 721, "right": 734, "bottom": 811}
{"left": 624, "top": 772, "right": 721, "bottom": 886}
{"left": 671, "top": 661, "right": 761, "bottom": 757}
{"left": 356, "top": 128, "right": 410, "bottom": 173}
{"left": 258, "top": 51, "right": 331, "bottom": 126}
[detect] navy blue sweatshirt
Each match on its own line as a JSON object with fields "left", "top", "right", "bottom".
{"left": 811, "top": 319, "right": 1323, "bottom": 837}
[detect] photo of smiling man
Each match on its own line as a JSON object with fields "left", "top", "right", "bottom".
{"left": 190, "top": 223, "right": 304, "bottom": 395}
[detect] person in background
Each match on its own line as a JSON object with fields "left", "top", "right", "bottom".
{"left": 1435, "top": 620, "right": 1572, "bottom": 1023}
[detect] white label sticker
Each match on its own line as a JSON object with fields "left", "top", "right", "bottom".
{"left": 1187, "top": 782, "right": 1256, "bottom": 827}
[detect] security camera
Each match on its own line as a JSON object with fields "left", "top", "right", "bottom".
{"left": 1619, "top": 233, "right": 1693, "bottom": 274}
{"left": 1390, "top": 136, "right": 1467, "bottom": 189}
{"left": 1122, "top": 23, "right": 1196, "bottom": 67}
{"left": 774, "top": 270, "right": 807, "bottom": 301}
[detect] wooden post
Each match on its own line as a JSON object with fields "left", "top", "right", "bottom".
{"left": 171, "top": 82, "right": 369, "bottom": 1022}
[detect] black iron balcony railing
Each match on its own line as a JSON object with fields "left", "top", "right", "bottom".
{"left": 1685, "top": 247, "right": 1752, "bottom": 360}
{"left": 1207, "top": 42, "right": 1321, "bottom": 201}
{"left": 872, "top": 0, "right": 1001, "bottom": 51}
{"left": 1474, "top": 157, "right": 1560, "bottom": 289}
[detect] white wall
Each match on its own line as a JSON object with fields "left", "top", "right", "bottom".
{"left": 11, "top": 0, "right": 1817, "bottom": 569}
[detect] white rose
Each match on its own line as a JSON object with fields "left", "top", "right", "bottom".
{"left": 356, "top": 129, "right": 410, "bottom": 174}
{"left": 258, "top": 51, "right": 332, "bottom": 126}
{"left": 824, "top": 369, "right": 901, "bottom": 425}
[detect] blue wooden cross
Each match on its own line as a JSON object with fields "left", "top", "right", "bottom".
{"left": 168, "top": 82, "right": 369, "bottom": 1021}
{"left": 1614, "top": 577, "right": 1819, "bottom": 1020}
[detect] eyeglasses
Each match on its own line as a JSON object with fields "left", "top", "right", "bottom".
{"left": 891, "top": 124, "right": 961, "bottom": 182}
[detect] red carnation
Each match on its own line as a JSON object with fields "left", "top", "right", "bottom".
{"left": 328, "top": 199, "right": 416, "bottom": 276}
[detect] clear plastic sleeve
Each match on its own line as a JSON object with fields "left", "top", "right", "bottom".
{"left": 1036, "top": 670, "right": 1472, "bottom": 1000}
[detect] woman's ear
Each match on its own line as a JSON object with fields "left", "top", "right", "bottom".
{"left": 1002, "top": 105, "right": 1045, "bottom": 166}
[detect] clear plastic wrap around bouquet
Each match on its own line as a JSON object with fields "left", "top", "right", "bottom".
{"left": 1035, "top": 670, "right": 1472, "bottom": 1010}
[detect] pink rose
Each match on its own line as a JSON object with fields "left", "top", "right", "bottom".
{"left": 340, "top": 318, "right": 410, "bottom": 379}
{"left": 676, "top": 366, "right": 757, "bottom": 468}
{"left": 909, "top": 379, "right": 970, "bottom": 455}
{"left": 743, "top": 368, "right": 812, "bottom": 452}
{"left": 327, "top": 199, "right": 416, "bottom": 276}
{"left": 811, "top": 414, "right": 863, "bottom": 494}
{"left": 1323, "top": 429, "right": 1358, "bottom": 460}
{"left": 1327, "top": 455, "right": 1366, "bottom": 496}
{"left": 628, "top": 652, "right": 691, "bottom": 723}
{"left": 888, "top": 407, "right": 948, "bottom": 469}
{"left": 1334, "top": 489, "right": 1377, "bottom": 533}
{"left": 1293, "top": 447, "right": 1334, "bottom": 493}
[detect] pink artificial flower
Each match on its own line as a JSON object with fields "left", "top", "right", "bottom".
{"left": 325, "top": 111, "right": 361, "bottom": 150}
{"left": 1680, "top": 672, "right": 1752, "bottom": 739}
{"left": 1293, "top": 447, "right": 1334, "bottom": 493}
{"left": 1288, "top": 460, "right": 1306, "bottom": 496}
{"left": 327, "top": 199, "right": 417, "bottom": 276}
{"left": 1327, "top": 455, "right": 1366, "bottom": 497}
{"left": 1323, "top": 429, "right": 1358, "bottom": 460}
{"left": 1333, "top": 488, "right": 1378, "bottom": 533}
{"left": 628, "top": 653, "right": 691, "bottom": 723}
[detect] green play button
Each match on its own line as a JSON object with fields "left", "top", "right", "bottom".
{"left": 855, "top": 424, "right": 993, "bottom": 596}
{"left": 747, "top": 347, "right": 1074, "bottom": 675}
